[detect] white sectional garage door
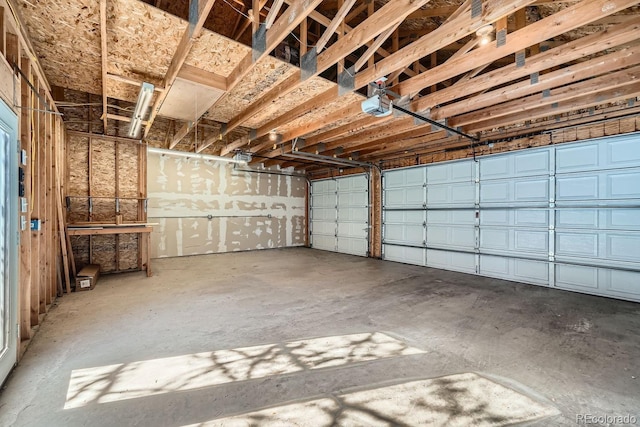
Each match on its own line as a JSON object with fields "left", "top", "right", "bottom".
{"left": 382, "top": 133, "right": 640, "bottom": 302}
{"left": 311, "top": 175, "right": 369, "bottom": 256}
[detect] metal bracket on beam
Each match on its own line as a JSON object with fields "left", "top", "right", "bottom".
{"left": 338, "top": 66, "right": 355, "bottom": 96}
{"left": 252, "top": 24, "right": 267, "bottom": 62}
{"left": 249, "top": 128, "right": 257, "bottom": 141}
{"left": 471, "top": 0, "right": 482, "bottom": 18}
{"left": 496, "top": 29, "right": 506, "bottom": 47}
{"left": 189, "top": 0, "right": 198, "bottom": 37}
{"left": 316, "top": 143, "right": 326, "bottom": 154}
{"left": 220, "top": 123, "right": 227, "bottom": 136}
{"left": 301, "top": 48, "right": 318, "bottom": 81}
{"left": 516, "top": 51, "right": 526, "bottom": 68}
{"left": 293, "top": 138, "right": 305, "bottom": 151}
{"left": 415, "top": 108, "right": 431, "bottom": 126}
{"left": 530, "top": 72, "right": 539, "bottom": 85}
{"left": 542, "top": 89, "right": 550, "bottom": 98}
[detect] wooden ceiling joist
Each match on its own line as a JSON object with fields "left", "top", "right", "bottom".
{"left": 414, "top": 16, "right": 640, "bottom": 112}
{"left": 99, "top": 0, "right": 108, "bottom": 132}
{"left": 452, "top": 65, "right": 640, "bottom": 127}
{"left": 433, "top": 43, "right": 640, "bottom": 121}
{"left": 221, "top": 0, "right": 431, "bottom": 137}
{"left": 191, "top": 0, "right": 323, "bottom": 153}
{"left": 315, "top": 0, "right": 357, "bottom": 52}
{"left": 465, "top": 80, "right": 640, "bottom": 132}
{"left": 395, "top": 0, "right": 640, "bottom": 98}
{"left": 256, "top": 0, "right": 540, "bottom": 162}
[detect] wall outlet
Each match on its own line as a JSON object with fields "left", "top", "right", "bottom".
{"left": 21, "top": 197, "right": 28, "bottom": 213}
{"left": 30, "top": 219, "right": 41, "bottom": 231}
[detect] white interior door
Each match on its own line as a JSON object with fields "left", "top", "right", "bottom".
{"left": 0, "top": 99, "right": 18, "bottom": 384}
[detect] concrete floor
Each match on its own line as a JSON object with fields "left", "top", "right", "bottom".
{"left": 1, "top": 248, "right": 639, "bottom": 426}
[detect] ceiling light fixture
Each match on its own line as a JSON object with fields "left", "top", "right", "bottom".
{"left": 269, "top": 130, "right": 278, "bottom": 141}
{"left": 476, "top": 24, "right": 494, "bottom": 46}
{"left": 128, "top": 82, "right": 155, "bottom": 139}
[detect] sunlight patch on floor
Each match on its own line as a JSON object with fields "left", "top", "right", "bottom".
{"left": 64, "top": 332, "right": 424, "bottom": 409}
{"left": 185, "top": 373, "right": 558, "bottom": 426}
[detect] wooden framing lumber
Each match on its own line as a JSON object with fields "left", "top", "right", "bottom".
{"left": 100, "top": 0, "right": 108, "bottom": 132}
{"left": 264, "top": 0, "right": 285, "bottom": 29}
{"left": 315, "top": 0, "right": 356, "bottom": 52}
{"left": 396, "top": 0, "right": 640, "bottom": 98}
{"left": 223, "top": 0, "right": 430, "bottom": 136}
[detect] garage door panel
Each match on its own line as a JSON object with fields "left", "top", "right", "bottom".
{"left": 312, "top": 234, "right": 336, "bottom": 251}
{"left": 480, "top": 228, "right": 548, "bottom": 257}
{"left": 311, "top": 220, "right": 335, "bottom": 236}
{"left": 337, "top": 222, "right": 367, "bottom": 239}
{"left": 385, "top": 210, "right": 425, "bottom": 224}
{"left": 427, "top": 183, "right": 475, "bottom": 207}
{"left": 338, "top": 175, "right": 368, "bottom": 192}
{"left": 338, "top": 207, "right": 367, "bottom": 222}
{"left": 381, "top": 135, "right": 640, "bottom": 302}
{"left": 312, "top": 175, "right": 368, "bottom": 257}
{"left": 427, "top": 210, "right": 475, "bottom": 225}
{"left": 338, "top": 191, "right": 367, "bottom": 207}
{"left": 312, "top": 207, "right": 335, "bottom": 221}
{"left": 384, "top": 167, "right": 425, "bottom": 188}
{"left": 556, "top": 168, "right": 640, "bottom": 202}
{"left": 481, "top": 148, "right": 550, "bottom": 180}
{"left": 312, "top": 193, "right": 336, "bottom": 208}
{"left": 427, "top": 160, "right": 474, "bottom": 184}
{"left": 313, "top": 179, "right": 337, "bottom": 193}
{"left": 384, "top": 245, "right": 425, "bottom": 266}
{"left": 427, "top": 249, "right": 476, "bottom": 274}
{"left": 337, "top": 237, "right": 368, "bottom": 256}
{"left": 556, "top": 264, "right": 640, "bottom": 301}
{"left": 480, "top": 255, "right": 549, "bottom": 286}
{"left": 480, "top": 178, "right": 548, "bottom": 205}
{"left": 384, "top": 187, "right": 425, "bottom": 208}
{"left": 480, "top": 210, "right": 548, "bottom": 228}
{"left": 427, "top": 226, "right": 475, "bottom": 249}
{"left": 556, "top": 135, "right": 640, "bottom": 173}
{"left": 384, "top": 223, "right": 424, "bottom": 245}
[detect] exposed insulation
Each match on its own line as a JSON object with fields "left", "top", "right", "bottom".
{"left": 71, "top": 235, "right": 90, "bottom": 268}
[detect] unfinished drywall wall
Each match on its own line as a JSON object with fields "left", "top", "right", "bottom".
{"left": 147, "top": 152, "right": 306, "bottom": 257}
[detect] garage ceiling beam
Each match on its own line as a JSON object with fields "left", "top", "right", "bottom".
{"left": 254, "top": 0, "right": 539, "bottom": 161}
{"left": 395, "top": 0, "right": 640, "bottom": 98}
{"left": 440, "top": 45, "right": 640, "bottom": 123}
{"left": 465, "top": 80, "right": 640, "bottom": 132}
{"left": 222, "top": 0, "right": 431, "bottom": 137}
{"left": 191, "top": 0, "right": 323, "bottom": 153}
{"left": 414, "top": 16, "right": 640, "bottom": 112}
{"left": 99, "top": 0, "right": 108, "bottom": 132}
{"left": 315, "top": 0, "right": 356, "bottom": 52}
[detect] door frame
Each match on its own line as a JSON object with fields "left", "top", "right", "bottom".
{"left": 0, "top": 97, "right": 19, "bottom": 385}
